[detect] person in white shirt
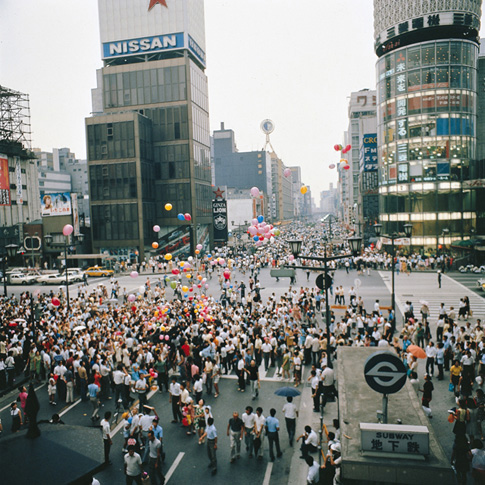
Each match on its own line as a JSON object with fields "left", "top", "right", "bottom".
{"left": 306, "top": 456, "right": 320, "bottom": 484}
{"left": 100, "top": 411, "right": 112, "bottom": 465}
{"left": 282, "top": 396, "right": 298, "bottom": 446}
{"left": 253, "top": 407, "right": 266, "bottom": 460}
{"left": 124, "top": 446, "right": 143, "bottom": 482}
{"left": 425, "top": 342, "right": 437, "bottom": 377}
{"left": 242, "top": 405, "right": 256, "bottom": 457}
{"left": 169, "top": 377, "right": 183, "bottom": 423}
{"left": 298, "top": 425, "right": 318, "bottom": 459}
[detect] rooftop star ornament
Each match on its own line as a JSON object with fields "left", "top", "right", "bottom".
{"left": 213, "top": 187, "right": 225, "bottom": 199}
{"left": 148, "top": 0, "right": 168, "bottom": 11}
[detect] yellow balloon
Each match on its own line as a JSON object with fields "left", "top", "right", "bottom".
{"left": 182, "top": 286, "right": 189, "bottom": 293}
{"left": 154, "top": 311, "right": 159, "bottom": 317}
{"left": 165, "top": 203, "right": 172, "bottom": 211}
{"left": 164, "top": 253, "right": 172, "bottom": 261}
{"left": 300, "top": 186, "right": 308, "bottom": 195}
{"left": 179, "top": 261, "right": 185, "bottom": 267}
{"left": 187, "top": 274, "right": 192, "bottom": 279}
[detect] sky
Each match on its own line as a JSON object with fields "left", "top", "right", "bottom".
{"left": 1, "top": 0, "right": 478, "bottom": 198}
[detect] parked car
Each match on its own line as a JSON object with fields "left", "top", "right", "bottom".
{"left": 37, "top": 273, "right": 79, "bottom": 285}
{"left": 9, "top": 273, "right": 40, "bottom": 285}
{"left": 478, "top": 278, "right": 485, "bottom": 292}
{"left": 84, "top": 266, "right": 114, "bottom": 277}
{"left": 60, "top": 268, "right": 84, "bottom": 282}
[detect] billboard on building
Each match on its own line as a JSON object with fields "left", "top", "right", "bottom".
{"left": 98, "top": 0, "right": 206, "bottom": 66}
{"left": 72, "top": 193, "right": 80, "bottom": 236}
{"left": 0, "top": 155, "right": 11, "bottom": 206}
{"left": 15, "top": 158, "right": 23, "bottom": 205}
{"left": 362, "top": 134, "right": 378, "bottom": 172}
{"left": 41, "top": 192, "right": 72, "bottom": 216}
{"left": 212, "top": 199, "right": 228, "bottom": 242}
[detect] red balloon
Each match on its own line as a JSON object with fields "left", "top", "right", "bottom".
{"left": 344, "top": 165, "right": 350, "bottom": 170}
{"left": 333, "top": 144, "right": 340, "bottom": 151}
{"left": 51, "top": 297, "right": 60, "bottom": 307}
{"left": 172, "top": 269, "right": 180, "bottom": 275}
{"left": 259, "top": 236, "right": 264, "bottom": 241}
{"left": 131, "top": 306, "right": 137, "bottom": 312}
{"left": 346, "top": 144, "right": 351, "bottom": 151}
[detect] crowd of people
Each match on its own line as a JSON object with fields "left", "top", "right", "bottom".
{"left": 0, "top": 222, "right": 483, "bottom": 484}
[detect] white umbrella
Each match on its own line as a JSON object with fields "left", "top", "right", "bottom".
{"left": 419, "top": 300, "right": 429, "bottom": 306}
{"left": 73, "top": 325, "right": 86, "bottom": 331}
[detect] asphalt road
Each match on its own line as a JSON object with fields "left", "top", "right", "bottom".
{"left": 1, "top": 265, "right": 482, "bottom": 483}
{"left": 448, "top": 271, "right": 485, "bottom": 299}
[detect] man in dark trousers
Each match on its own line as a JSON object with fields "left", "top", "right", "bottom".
{"left": 265, "top": 408, "right": 283, "bottom": 461}
{"left": 438, "top": 270, "right": 442, "bottom": 288}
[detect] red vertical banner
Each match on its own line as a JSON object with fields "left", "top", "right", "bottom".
{"left": 0, "top": 155, "right": 11, "bottom": 206}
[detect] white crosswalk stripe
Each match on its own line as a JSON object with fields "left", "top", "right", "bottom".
{"left": 378, "top": 271, "right": 485, "bottom": 323}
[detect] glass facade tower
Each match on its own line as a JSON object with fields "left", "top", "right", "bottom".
{"left": 374, "top": 0, "right": 483, "bottom": 250}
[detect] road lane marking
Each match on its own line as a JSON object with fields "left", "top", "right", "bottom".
{"left": 59, "top": 398, "right": 81, "bottom": 417}
{"left": 262, "top": 462, "right": 273, "bottom": 485}
{"left": 165, "top": 452, "right": 185, "bottom": 484}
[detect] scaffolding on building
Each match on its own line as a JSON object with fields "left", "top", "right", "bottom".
{"left": 0, "top": 85, "right": 32, "bottom": 153}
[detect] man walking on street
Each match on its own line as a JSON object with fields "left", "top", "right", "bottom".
{"left": 169, "top": 377, "right": 182, "bottom": 423}
{"left": 282, "top": 396, "right": 298, "bottom": 446}
{"left": 242, "top": 405, "right": 256, "bottom": 457}
{"left": 88, "top": 377, "right": 100, "bottom": 421}
{"left": 265, "top": 408, "right": 283, "bottom": 461}
{"left": 227, "top": 411, "right": 244, "bottom": 463}
{"left": 101, "top": 411, "right": 112, "bottom": 465}
{"left": 200, "top": 416, "right": 218, "bottom": 475}
{"left": 124, "top": 445, "right": 143, "bottom": 485}
{"left": 254, "top": 407, "right": 266, "bottom": 461}
{"left": 245, "top": 360, "right": 260, "bottom": 400}
{"left": 147, "top": 430, "right": 165, "bottom": 485}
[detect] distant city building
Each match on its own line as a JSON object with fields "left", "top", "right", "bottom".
{"left": 289, "top": 166, "right": 303, "bottom": 218}
{"left": 86, "top": 0, "right": 212, "bottom": 260}
{"left": 0, "top": 85, "right": 40, "bottom": 246}
{"left": 374, "top": 0, "right": 484, "bottom": 249}
{"left": 270, "top": 152, "right": 294, "bottom": 221}
{"left": 213, "top": 122, "right": 273, "bottom": 220}
{"left": 320, "top": 183, "right": 337, "bottom": 214}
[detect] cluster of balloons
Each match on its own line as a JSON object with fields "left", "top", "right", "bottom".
{"left": 300, "top": 186, "right": 308, "bottom": 195}
{"left": 247, "top": 215, "right": 280, "bottom": 247}
{"left": 177, "top": 213, "right": 192, "bottom": 221}
{"left": 340, "top": 158, "right": 351, "bottom": 170}
{"left": 334, "top": 144, "right": 352, "bottom": 154}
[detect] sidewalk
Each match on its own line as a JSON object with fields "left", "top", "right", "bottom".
{"left": 287, "top": 365, "right": 338, "bottom": 485}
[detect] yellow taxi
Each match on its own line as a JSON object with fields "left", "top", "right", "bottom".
{"left": 84, "top": 266, "right": 114, "bottom": 277}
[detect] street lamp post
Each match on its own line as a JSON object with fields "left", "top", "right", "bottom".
{"left": 289, "top": 235, "right": 361, "bottom": 468}
{"left": 287, "top": 234, "right": 362, "bottom": 369}
{"left": 374, "top": 223, "right": 413, "bottom": 329}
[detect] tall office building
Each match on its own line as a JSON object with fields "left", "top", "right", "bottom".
{"left": 86, "top": 0, "right": 212, "bottom": 260}
{"left": 374, "top": 1, "right": 483, "bottom": 249}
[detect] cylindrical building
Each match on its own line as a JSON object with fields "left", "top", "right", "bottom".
{"left": 374, "top": 0, "right": 483, "bottom": 251}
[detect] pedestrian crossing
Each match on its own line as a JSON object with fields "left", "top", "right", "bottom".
{"left": 220, "top": 362, "right": 288, "bottom": 383}
{"left": 378, "top": 271, "right": 485, "bottom": 325}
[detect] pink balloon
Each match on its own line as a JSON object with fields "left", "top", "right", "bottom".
{"left": 284, "top": 168, "right": 291, "bottom": 177}
{"left": 130, "top": 271, "right": 139, "bottom": 278}
{"left": 165, "top": 335, "right": 169, "bottom": 340}
{"left": 205, "top": 284, "right": 209, "bottom": 289}
{"left": 250, "top": 187, "right": 260, "bottom": 197}
{"left": 196, "top": 244, "right": 203, "bottom": 250}
{"left": 329, "top": 164, "right": 336, "bottom": 169}
{"left": 153, "top": 225, "right": 160, "bottom": 232}
{"left": 218, "top": 258, "right": 225, "bottom": 265}
{"left": 248, "top": 226, "right": 257, "bottom": 236}
{"left": 289, "top": 255, "right": 295, "bottom": 261}
{"left": 128, "top": 294, "right": 136, "bottom": 302}
{"left": 63, "top": 224, "right": 73, "bottom": 236}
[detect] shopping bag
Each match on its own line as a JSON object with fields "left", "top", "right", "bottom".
{"left": 449, "top": 383, "right": 454, "bottom": 392}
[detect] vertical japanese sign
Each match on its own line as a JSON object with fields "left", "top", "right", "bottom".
{"left": 0, "top": 155, "right": 11, "bottom": 206}
{"left": 15, "top": 158, "right": 23, "bottom": 205}
{"left": 212, "top": 199, "right": 228, "bottom": 242}
{"left": 72, "top": 193, "right": 80, "bottom": 236}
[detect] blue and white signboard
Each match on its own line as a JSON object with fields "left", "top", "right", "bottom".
{"left": 362, "top": 134, "right": 378, "bottom": 172}
{"left": 103, "top": 32, "right": 184, "bottom": 59}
